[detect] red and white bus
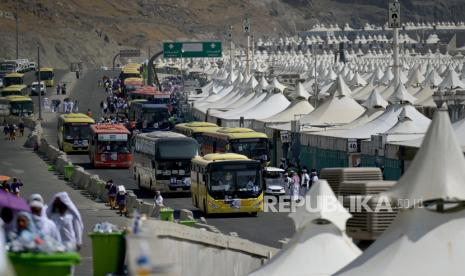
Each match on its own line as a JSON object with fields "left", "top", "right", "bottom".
{"left": 89, "top": 124, "right": 132, "bottom": 168}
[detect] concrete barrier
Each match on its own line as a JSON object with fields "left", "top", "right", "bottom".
{"left": 55, "top": 155, "right": 71, "bottom": 174}
{"left": 126, "top": 193, "right": 139, "bottom": 214}
{"left": 126, "top": 220, "right": 278, "bottom": 276}
{"left": 139, "top": 202, "right": 155, "bottom": 216}
{"left": 180, "top": 209, "right": 194, "bottom": 221}
{"left": 46, "top": 145, "right": 63, "bottom": 163}
{"left": 72, "top": 167, "right": 92, "bottom": 190}
{"left": 38, "top": 139, "right": 49, "bottom": 155}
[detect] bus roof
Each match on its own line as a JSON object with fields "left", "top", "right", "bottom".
{"left": 175, "top": 122, "right": 220, "bottom": 134}
{"left": 143, "top": 131, "right": 186, "bottom": 139}
{"left": 39, "top": 67, "right": 54, "bottom": 72}
{"left": 59, "top": 113, "right": 95, "bottom": 124}
{"left": 6, "top": 95, "right": 32, "bottom": 102}
{"left": 5, "top": 72, "right": 24, "bottom": 78}
{"left": 2, "top": 85, "right": 27, "bottom": 91}
{"left": 202, "top": 153, "right": 249, "bottom": 161}
{"left": 122, "top": 67, "right": 140, "bottom": 74}
{"left": 90, "top": 124, "right": 130, "bottom": 134}
{"left": 203, "top": 127, "right": 268, "bottom": 140}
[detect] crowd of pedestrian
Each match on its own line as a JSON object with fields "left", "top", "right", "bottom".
{"left": 280, "top": 158, "right": 319, "bottom": 201}
{"left": 1, "top": 191, "right": 83, "bottom": 252}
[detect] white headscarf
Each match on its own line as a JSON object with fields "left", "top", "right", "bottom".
{"left": 47, "top": 192, "right": 83, "bottom": 228}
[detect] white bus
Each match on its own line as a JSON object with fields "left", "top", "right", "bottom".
{"left": 132, "top": 131, "right": 198, "bottom": 192}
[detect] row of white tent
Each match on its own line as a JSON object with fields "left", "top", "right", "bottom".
{"left": 249, "top": 107, "right": 465, "bottom": 275}
{"left": 306, "top": 21, "right": 465, "bottom": 32}
{"left": 258, "top": 33, "right": 420, "bottom": 47}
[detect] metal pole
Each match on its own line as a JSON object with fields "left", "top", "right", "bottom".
{"left": 37, "top": 46, "right": 42, "bottom": 120}
{"left": 251, "top": 34, "right": 254, "bottom": 65}
{"left": 229, "top": 25, "right": 233, "bottom": 71}
{"left": 313, "top": 45, "right": 318, "bottom": 108}
{"left": 181, "top": 51, "right": 185, "bottom": 92}
{"left": 392, "top": 1, "right": 400, "bottom": 87}
{"left": 15, "top": 1, "right": 19, "bottom": 59}
{"left": 246, "top": 34, "right": 250, "bottom": 75}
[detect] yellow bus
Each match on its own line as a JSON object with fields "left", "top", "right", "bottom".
{"left": 174, "top": 121, "right": 219, "bottom": 142}
{"left": 6, "top": 96, "right": 33, "bottom": 116}
{"left": 1, "top": 85, "right": 28, "bottom": 97}
{"left": 3, "top": 72, "right": 24, "bottom": 87}
{"left": 121, "top": 67, "right": 141, "bottom": 81}
{"left": 191, "top": 153, "right": 263, "bottom": 215}
{"left": 200, "top": 128, "right": 270, "bottom": 163}
{"left": 37, "top": 67, "right": 55, "bottom": 87}
{"left": 57, "top": 113, "right": 95, "bottom": 153}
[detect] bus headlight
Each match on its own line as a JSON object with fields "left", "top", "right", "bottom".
{"left": 253, "top": 200, "right": 263, "bottom": 208}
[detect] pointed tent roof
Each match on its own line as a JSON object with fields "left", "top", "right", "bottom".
{"left": 421, "top": 69, "right": 443, "bottom": 87}
{"left": 349, "top": 72, "right": 367, "bottom": 87}
{"left": 250, "top": 181, "right": 361, "bottom": 276}
{"left": 388, "top": 83, "right": 417, "bottom": 104}
{"left": 256, "top": 76, "right": 269, "bottom": 92}
{"left": 289, "top": 180, "right": 351, "bottom": 232}
{"left": 386, "top": 109, "right": 465, "bottom": 203}
{"left": 267, "top": 77, "right": 286, "bottom": 92}
{"left": 405, "top": 68, "right": 425, "bottom": 87}
{"left": 327, "top": 75, "right": 352, "bottom": 97}
{"left": 362, "top": 88, "right": 389, "bottom": 109}
{"left": 294, "top": 82, "right": 311, "bottom": 100}
{"left": 438, "top": 68, "right": 465, "bottom": 89}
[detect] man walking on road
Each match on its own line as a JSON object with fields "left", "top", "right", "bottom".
{"left": 10, "top": 178, "right": 23, "bottom": 197}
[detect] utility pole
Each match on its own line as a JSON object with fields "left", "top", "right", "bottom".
{"left": 15, "top": 0, "right": 19, "bottom": 59}
{"left": 389, "top": 0, "right": 401, "bottom": 87}
{"left": 229, "top": 25, "right": 233, "bottom": 71}
{"left": 313, "top": 45, "right": 318, "bottom": 108}
{"left": 37, "top": 46, "right": 42, "bottom": 120}
{"left": 244, "top": 17, "right": 250, "bottom": 75}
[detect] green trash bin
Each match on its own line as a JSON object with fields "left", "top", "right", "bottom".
{"left": 64, "top": 165, "right": 74, "bottom": 180}
{"left": 179, "top": 220, "right": 197, "bottom": 227}
{"left": 8, "top": 252, "right": 80, "bottom": 276}
{"left": 89, "top": 232, "right": 126, "bottom": 276}
{"left": 160, "top": 207, "right": 174, "bottom": 221}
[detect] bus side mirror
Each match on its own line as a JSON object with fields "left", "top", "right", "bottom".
{"left": 91, "top": 140, "right": 95, "bottom": 145}
{"left": 202, "top": 174, "right": 206, "bottom": 182}
{"left": 151, "top": 160, "right": 155, "bottom": 169}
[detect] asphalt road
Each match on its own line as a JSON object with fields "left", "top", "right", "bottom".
{"left": 40, "top": 69, "right": 295, "bottom": 248}
{"left": 0, "top": 126, "right": 128, "bottom": 276}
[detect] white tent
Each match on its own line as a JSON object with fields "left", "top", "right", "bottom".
{"left": 250, "top": 180, "right": 361, "bottom": 276}
{"left": 388, "top": 83, "right": 417, "bottom": 104}
{"left": 336, "top": 110, "right": 465, "bottom": 276}
{"left": 300, "top": 88, "right": 365, "bottom": 127}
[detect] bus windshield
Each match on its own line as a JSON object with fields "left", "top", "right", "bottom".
{"left": 208, "top": 163, "right": 262, "bottom": 199}
{"left": 157, "top": 140, "right": 198, "bottom": 159}
{"left": 10, "top": 101, "right": 33, "bottom": 115}
{"left": 97, "top": 141, "right": 130, "bottom": 154}
{"left": 39, "top": 71, "right": 54, "bottom": 80}
{"left": 141, "top": 108, "right": 170, "bottom": 123}
{"left": 0, "top": 63, "right": 15, "bottom": 72}
{"left": 230, "top": 138, "right": 269, "bottom": 161}
{"left": 64, "top": 123, "right": 91, "bottom": 141}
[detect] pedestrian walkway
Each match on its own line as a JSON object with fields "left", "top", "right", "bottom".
{"left": 0, "top": 131, "right": 128, "bottom": 275}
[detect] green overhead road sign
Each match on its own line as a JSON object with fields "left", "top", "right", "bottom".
{"left": 163, "top": 41, "right": 222, "bottom": 58}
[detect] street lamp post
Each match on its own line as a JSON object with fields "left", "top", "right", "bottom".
{"left": 15, "top": 1, "right": 19, "bottom": 59}
{"left": 37, "top": 46, "right": 42, "bottom": 120}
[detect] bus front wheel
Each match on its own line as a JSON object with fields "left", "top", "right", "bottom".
{"left": 250, "top": 212, "right": 258, "bottom": 217}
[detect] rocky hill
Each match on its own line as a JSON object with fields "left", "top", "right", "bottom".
{"left": 0, "top": 0, "right": 464, "bottom": 68}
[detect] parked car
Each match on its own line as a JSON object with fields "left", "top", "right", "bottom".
{"left": 31, "top": 81, "right": 46, "bottom": 95}
{"left": 263, "top": 167, "right": 287, "bottom": 196}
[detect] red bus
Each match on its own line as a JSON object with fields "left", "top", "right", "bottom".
{"left": 89, "top": 124, "right": 132, "bottom": 168}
